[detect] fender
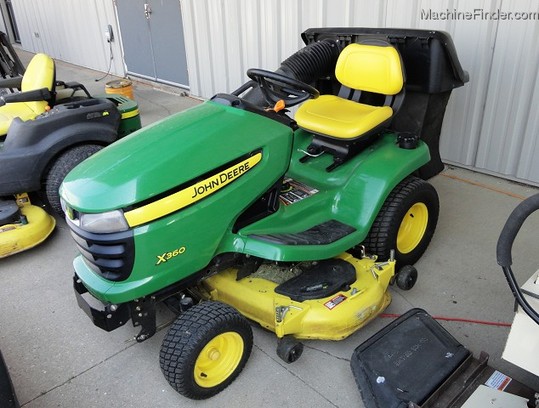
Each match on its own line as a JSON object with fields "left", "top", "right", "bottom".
{"left": 234, "top": 131, "right": 430, "bottom": 261}
{"left": 0, "top": 99, "right": 120, "bottom": 194}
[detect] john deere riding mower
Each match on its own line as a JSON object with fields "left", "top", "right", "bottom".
{"left": 61, "top": 28, "right": 468, "bottom": 399}
{"left": 0, "top": 52, "right": 140, "bottom": 258}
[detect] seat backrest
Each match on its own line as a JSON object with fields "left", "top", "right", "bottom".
{"left": 21, "top": 53, "right": 55, "bottom": 114}
{"left": 335, "top": 43, "right": 403, "bottom": 96}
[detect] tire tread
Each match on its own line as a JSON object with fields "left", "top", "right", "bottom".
{"left": 44, "top": 144, "right": 102, "bottom": 214}
{"left": 160, "top": 301, "right": 253, "bottom": 400}
{"left": 362, "top": 176, "right": 439, "bottom": 265}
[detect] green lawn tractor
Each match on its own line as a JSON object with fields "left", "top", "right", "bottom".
{"left": 61, "top": 28, "right": 468, "bottom": 399}
{"left": 0, "top": 52, "right": 141, "bottom": 258}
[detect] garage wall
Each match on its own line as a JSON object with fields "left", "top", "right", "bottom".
{"left": 0, "top": 5, "right": 7, "bottom": 34}
{"left": 181, "top": 0, "right": 539, "bottom": 185}
{"left": 472, "top": 0, "right": 539, "bottom": 183}
{"left": 10, "top": 0, "right": 125, "bottom": 76}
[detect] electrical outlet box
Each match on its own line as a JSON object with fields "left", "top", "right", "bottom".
{"left": 105, "top": 25, "right": 114, "bottom": 43}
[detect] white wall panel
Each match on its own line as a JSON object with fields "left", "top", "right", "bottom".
{"left": 10, "top": 0, "right": 125, "bottom": 76}
{"left": 517, "top": 75, "right": 539, "bottom": 181}
{"left": 182, "top": 0, "right": 394, "bottom": 96}
{"left": 474, "top": 0, "right": 539, "bottom": 183}
{"left": 0, "top": 8, "right": 6, "bottom": 34}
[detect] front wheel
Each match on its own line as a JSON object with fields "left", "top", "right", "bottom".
{"left": 362, "top": 176, "right": 439, "bottom": 265}
{"left": 160, "top": 301, "right": 253, "bottom": 400}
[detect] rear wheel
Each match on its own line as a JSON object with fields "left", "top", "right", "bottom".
{"left": 160, "top": 301, "right": 253, "bottom": 400}
{"left": 362, "top": 176, "right": 439, "bottom": 265}
{"left": 44, "top": 144, "right": 102, "bottom": 214}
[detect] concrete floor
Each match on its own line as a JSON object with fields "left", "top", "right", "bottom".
{"left": 1, "top": 52, "right": 539, "bottom": 407}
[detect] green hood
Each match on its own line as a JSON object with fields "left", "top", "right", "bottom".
{"left": 61, "top": 101, "right": 291, "bottom": 212}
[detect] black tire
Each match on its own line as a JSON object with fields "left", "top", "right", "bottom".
{"left": 160, "top": 301, "right": 253, "bottom": 400}
{"left": 396, "top": 265, "right": 418, "bottom": 290}
{"left": 44, "top": 144, "right": 102, "bottom": 215}
{"left": 362, "top": 176, "right": 439, "bottom": 265}
{"left": 276, "top": 336, "right": 304, "bottom": 364}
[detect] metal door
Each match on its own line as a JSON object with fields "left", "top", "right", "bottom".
{"left": 116, "top": 0, "right": 189, "bottom": 88}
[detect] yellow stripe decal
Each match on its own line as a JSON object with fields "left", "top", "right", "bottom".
{"left": 124, "top": 152, "right": 262, "bottom": 227}
{"left": 121, "top": 109, "right": 140, "bottom": 120}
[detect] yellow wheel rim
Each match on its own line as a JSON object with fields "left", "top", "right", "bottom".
{"left": 194, "top": 332, "right": 244, "bottom": 388}
{"left": 397, "top": 202, "right": 428, "bottom": 254}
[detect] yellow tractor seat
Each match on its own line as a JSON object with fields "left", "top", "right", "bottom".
{"left": 0, "top": 53, "right": 55, "bottom": 135}
{"left": 296, "top": 42, "right": 405, "bottom": 170}
{"left": 296, "top": 42, "right": 404, "bottom": 139}
{"left": 296, "top": 95, "right": 393, "bottom": 140}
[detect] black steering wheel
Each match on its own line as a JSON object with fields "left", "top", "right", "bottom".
{"left": 247, "top": 68, "right": 319, "bottom": 107}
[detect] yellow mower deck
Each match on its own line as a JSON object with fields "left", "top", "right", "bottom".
{"left": 0, "top": 204, "right": 56, "bottom": 258}
{"left": 201, "top": 253, "right": 395, "bottom": 341}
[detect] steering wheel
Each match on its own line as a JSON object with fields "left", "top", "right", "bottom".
{"left": 247, "top": 68, "right": 319, "bottom": 107}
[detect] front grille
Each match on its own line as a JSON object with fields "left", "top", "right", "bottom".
{"left": 67, "top": 220, "right": 135, "bottom": 281}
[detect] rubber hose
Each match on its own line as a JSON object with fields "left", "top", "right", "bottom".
{"left": 240, "top": 40, "right": 339, "bottom": 106}
{"left": 279, "top": 39, "right": 340, "bottom": 84}
{"left": 496, "top": 192, "right": 539, "bottom": 267}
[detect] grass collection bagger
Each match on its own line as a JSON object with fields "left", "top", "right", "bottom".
{"left": 60, "top": 27, "right": 468, "bottom": 399}
{"left": 0, "top": 50, "right": 141, "bottom": 258}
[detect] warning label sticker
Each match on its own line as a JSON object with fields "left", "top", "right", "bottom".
{"left": 279, "top": 178, "right": 319, "bottom": 205}
{"left": 324, "top": 294, "right": 347, "bottom": 310}
{"left": 485, "top": 370, "right": 512, "bottom": 391}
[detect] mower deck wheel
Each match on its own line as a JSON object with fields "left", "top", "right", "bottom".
{"left": 160, "top": 301, "right": 253, "bottom": 400}
{"left": 396, "top": 265, "right": 418, "bottom": 290}
{"left": 276, "top": 336, "right": 304, "bottom": 364}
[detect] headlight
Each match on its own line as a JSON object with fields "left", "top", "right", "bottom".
{"left": 60, "top": 197, "right": 68, "bottom": 214}
{"left": 79, "top": 210, "right": 129, "bottom": 233}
